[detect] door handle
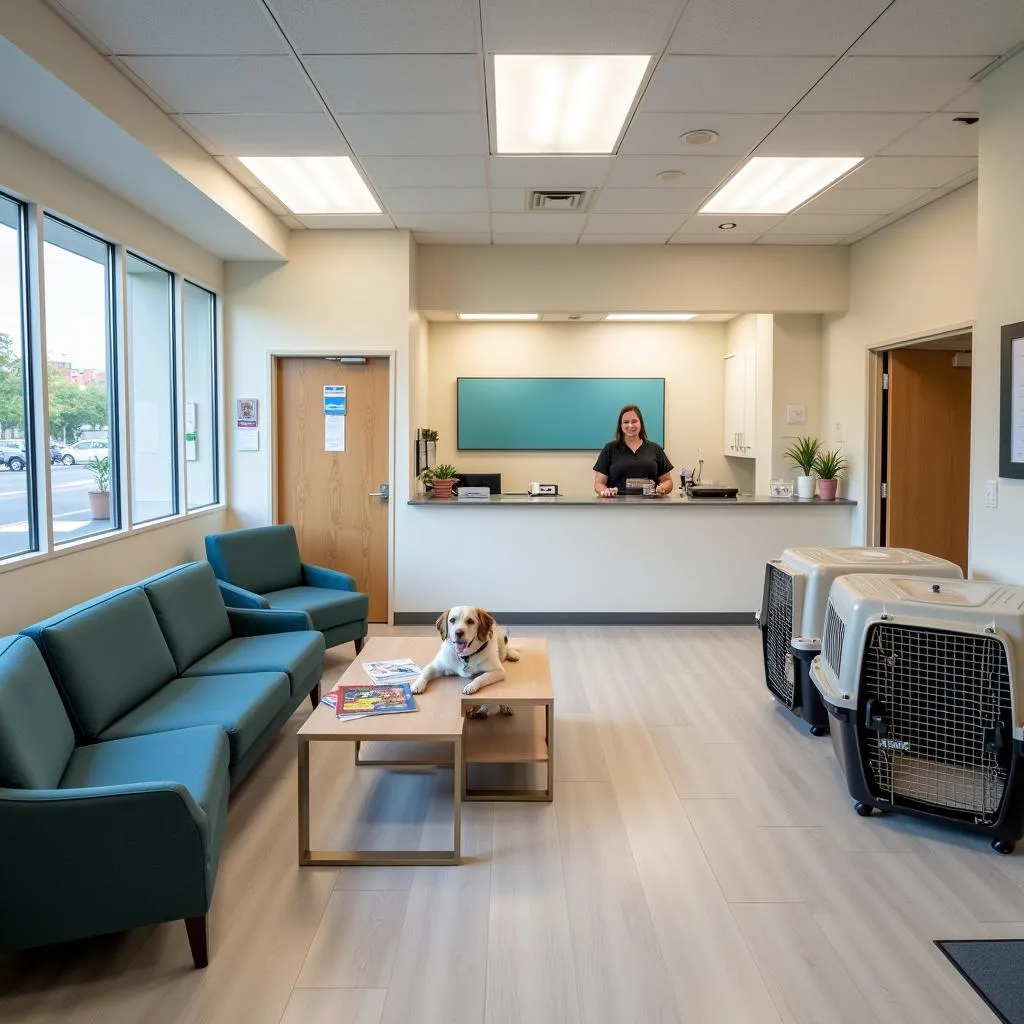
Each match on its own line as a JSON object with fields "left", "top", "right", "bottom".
{"left": 368, "top": 482, "right": 390, "bottom": 501}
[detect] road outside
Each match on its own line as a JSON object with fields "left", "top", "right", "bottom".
{"left": 0, "top": 463, "right": 113, "bottom": 557}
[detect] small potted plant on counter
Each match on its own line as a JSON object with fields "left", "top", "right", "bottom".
{"left": 428, "top": 464, "right": 459, "bottom": 499}
{"left": 813, "top": 447, "right": 848, "bottom": 501}
{"left": 86, "top": 455, "right": 111, "bottom": 519}
{"left": 783, "top": 436, "right": 821, "bottom": 499}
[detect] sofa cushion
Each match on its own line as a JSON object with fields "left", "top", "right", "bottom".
{"left": 205, "top": 525, "right": 303, "bottom": 596}
{"left": 264, "top": 586, "right": 369, "bottom": 631}
{"left": 60, "top": 725, "right": 230, "bottom": 828}
{"left": 22, "top": 589, "right": 177, "bottom": 741}
{"left": 182, "top": 632, "right": 325, "bottom": 699}
{"left": 141, "top": 562, "right": 233, "bottom": 674}
{"left": 98, "top": 672, "right": 290, "bottom": 765}
{"left": 0, "top": 636, "right": 75, "bottom": 790}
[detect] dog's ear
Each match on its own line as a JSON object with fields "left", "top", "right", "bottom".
{"left": 476, "top": 608, "right": 495, "bottom": 643}
{"left": 435, "top": 610, "right": 450, "bottom": 639}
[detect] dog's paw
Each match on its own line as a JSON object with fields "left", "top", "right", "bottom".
{"left": 462, "top": 679, "right": 481, "bottom": 695}
{"left": 505, "top": 647, "right": 521, "bottom": 662}
{"left": 410, "top": 678, "right": 428, "bottom": 695}
{"left": 466, "top": 704, "right": 489, "bottom": 719}
{"left": 499, "top": 703, "right": 514, "bottom": 716}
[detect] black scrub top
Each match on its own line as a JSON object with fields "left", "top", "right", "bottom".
{"left": 593, "top": 440, "right": 673, "bottom": 492}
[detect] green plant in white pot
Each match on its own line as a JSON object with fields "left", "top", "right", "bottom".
{"left": 813, "top": 447, "right": 848, "bottom": 501}
{"left": 783, "top": 436, "right": 821, "bottom": 499}
{"left": 86, "top": 455, "right": 111, "bottom": 520}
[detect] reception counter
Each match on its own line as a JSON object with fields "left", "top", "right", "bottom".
{"left": 396, "top": 493, "right": 856, "bottom": 623}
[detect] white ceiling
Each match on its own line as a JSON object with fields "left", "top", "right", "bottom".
{"left": 43, "top": 0, "right": 1024, "bottom": 247}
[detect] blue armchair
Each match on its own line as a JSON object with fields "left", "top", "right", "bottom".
{"left": 205, "top": 525, "right": 368, "bottom": 653}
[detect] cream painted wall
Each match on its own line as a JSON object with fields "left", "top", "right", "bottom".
{"left": 970, "top": 52, "right": 1024, "bottom": 582}
{"left": 822, "top": 184, "right": 977, "bottom": 544}
{"left": 772, "top": 315, "right": 823, "bottom": 484}
{"left": 425, "top": 320, "right": 738, "bottom": 495}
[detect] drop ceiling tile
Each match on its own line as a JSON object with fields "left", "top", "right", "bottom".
{"left": 53, "top": 0, "right": 288, "bottom": 55}
{"left": 391, "top": 213, "right": 491, "bottom": 232}
{"left": 754, "top": 113, "right": 923, "bottom": 156}
{"left": 488, "top": 157, "right": 612, "bottom": 189}
{"left": 579, "top": 233, "right": 672, "bottom": 244}
{"left": 668, "top": 0, "right": 891, "bottom": 55}
{"left": 171, "top": 114, "right": 220, "bottom": 153}
{"left": 377, "top": 188, "right": 488, "bottom": 213}
{"left": 268, "top": 0, "right": 480, "bottom": 53}
{"left": 297, "top": 214, "right": 395, "bottom": 229}
{"left": 851, "top": 0, "right": 1024, "bottom": 55}
{"left": 943, "top": 86, "right": 981, "bottom": 112}
{"left": 307, "top": 55, "right": 481, "bottom": 114}
{"left": 841, "top": 155, "right": 977, "bottom": 188}
{"left": 492, "top": 233, "right": 583, "bottom": 245}
{"left": 798, "top": 56, "right": 992, "bottom": 114}
{"left": 676, "top": 213, "right": 785, "bottom": 234}
{"left": 109, "top": 57, "right": 174, "bottom": 112}
{"left": 881, "top": 111, "right": 981, "bottom": 156}
{"left": 644, "top": 56, "right": 834, "bottom": 114}
{"left": 361, "top": 156, "right": 486, "bottom": 188}
{"left": 338, "top": 114, "right": 485, "bottom": 156}
{"left": 120, "top": 56, "right": 321, "bottom": 114}
{"left": 489, "top": 189, "right": 530, "bottom": 214}
{"left": 756, "top": 233, "right": 850, "bottom": 244}
{"left": 414, "top": 232, "right": 492, "bottom": 244}
{"left": 585, "top": 212, "right": 689, "bottom": 234}
{"left": 799, "top": 186, "right": 930, "bottom": 215}
{"left": 492, "top": 213, "right": 587, "bottom": 234}
{"left": 180, "top": 113, "right": 348, "bottom": 155}
{"left": 668, "top": 232, "right": 763, "bottom": 244}
{"left": 620, "top": 113, "right": 781, "bottom": 156}
{"left": 605, "top": 154, "right": 738, "bottom": 188}
{"left": 481, "top": 0, "right": 679, "bottom": 52}
{"left": 777, "top": 212, "right": 882, "bottom": 233}
{"left": 593, "top": 188, "right": 708, "bottom": 214}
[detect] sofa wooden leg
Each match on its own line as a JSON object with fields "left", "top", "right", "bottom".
{"left": 354, "top": 637, "right": 364, "bottom": 654}
{"left": 308, "top": 681, "right": 320, "bottom": 708}
{"left": 184, "top": 915, "right": 209, "bottom": 969}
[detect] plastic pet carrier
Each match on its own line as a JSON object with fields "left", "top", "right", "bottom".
{"left": 811, "top": 575, "right": 1024, "bottom": 853}
{"left": 757, "top": 548, "right": 962, "bottom": 735}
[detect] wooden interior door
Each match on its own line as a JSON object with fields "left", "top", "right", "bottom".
{"left": 276, "top": 357, "right": 390, "bottom": 621}
{"left": 886, "top": 348, "right": 971, "bottom": 572}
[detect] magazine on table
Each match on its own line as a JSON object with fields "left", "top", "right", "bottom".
{"left": 361, "top": 658, "right": 422, "bottom": 685}
{"left": 320, "top": 681, "right": 419, "bottom": 721}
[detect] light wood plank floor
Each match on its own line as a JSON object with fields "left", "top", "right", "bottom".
{"left": 1, "top": 624, "right": 1016, "bottom": 1023}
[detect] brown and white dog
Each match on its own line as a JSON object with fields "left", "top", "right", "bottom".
{"left": 412, "top": 607, "right": 520, "bottom": 713}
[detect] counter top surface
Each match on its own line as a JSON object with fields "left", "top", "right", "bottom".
{"left": 408, "top": 494, "right": 856, "bottom": 508}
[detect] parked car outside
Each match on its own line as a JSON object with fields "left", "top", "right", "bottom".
{"left": 59, "top": 439, "right": 110, "bottom": 466}
{"left": 0, "top": 444, "right": 26, "bottom": 471}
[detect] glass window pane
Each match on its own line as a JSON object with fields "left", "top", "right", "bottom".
{"left": 127, "top": 253, "right": 176, "bottom": 523}
{"left": 43, "top": 216, "right": 117, "bottom": 543}
{"left": 0, "top": 194, "right": 33, "bottom": 559}
{"left": 183, "top": 281, "right": 218, "bottom": 509}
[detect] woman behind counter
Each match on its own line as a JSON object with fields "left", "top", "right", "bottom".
{"left": 593, "top": 404, "right": 674, "bottom": 498}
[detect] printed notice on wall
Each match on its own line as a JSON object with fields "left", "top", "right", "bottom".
{"left": 324, "top": 385, "right": 347, "bottom": 452}
{"left": 1013, "top": 336, "right": 1024, "bottom": 464}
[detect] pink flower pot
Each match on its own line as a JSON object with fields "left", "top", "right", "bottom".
{"left": 431, "top": 478, "right": 456, "bottom": 499}
{"left": 817, "top": 478, "right": 839, "bottom": 501}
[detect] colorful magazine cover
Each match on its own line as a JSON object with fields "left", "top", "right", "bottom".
{"left": 321, "top": 682, "right": 418, "bottom": 720}
{"left": 361, "top": 658, "right": 422, "bottom": 685}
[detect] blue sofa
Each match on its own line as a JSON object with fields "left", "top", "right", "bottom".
{"left": 0, "top": 561, "right": 325, "bottom": 967}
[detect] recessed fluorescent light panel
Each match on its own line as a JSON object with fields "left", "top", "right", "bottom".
{"left": 605, "top": 313, "right": 697, "bottom": 321}
{"left": 238, "top": 156, "right": 380, "bottom": 214}
{"left": 700, "top": 156, "right": 863, "bottom": 215}
{"left": 457, "top": 313, "right": 540, "bottom": 321}
{"left": 494, "top": 54, "right": 650, "bottom": 154}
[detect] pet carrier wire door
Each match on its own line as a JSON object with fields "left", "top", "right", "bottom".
{"left": 757, "top": 548, "right": 962, "bottom": 736}
{"left": 811, "top": 575, "right": 1024, "bottom": 853}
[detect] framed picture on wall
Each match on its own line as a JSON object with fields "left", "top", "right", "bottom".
{"left": 1000, "top": 321, "right": 1024, "bottom": 480}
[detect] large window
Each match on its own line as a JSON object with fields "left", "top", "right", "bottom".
{"left": 43, "top": 217, "right": 117, "bottom": 543}
{"left": 127, "top": 253, "right": 176, "bottom": 523}
{"left": 0, "top": 195, "right": 32, "bottom": 559}
{"left": 183, "top": 281, "right": 218, "bottom": 509}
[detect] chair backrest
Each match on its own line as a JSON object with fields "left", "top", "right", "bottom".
{"left": 205, "top": 524, "right": 303, "bottom": 595}
{"left": 0, "top": 635, "right": 75, "bottom": 790}
{"left": 140, "top": 562, "right": 233, "bottom": 674}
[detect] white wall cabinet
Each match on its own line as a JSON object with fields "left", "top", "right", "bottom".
{"left": 724, "top": 348, "right": 756, "bottom": 458}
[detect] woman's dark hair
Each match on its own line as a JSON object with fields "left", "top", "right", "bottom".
{"left": 613, "top": 404, "right": 648, "bottom": 444}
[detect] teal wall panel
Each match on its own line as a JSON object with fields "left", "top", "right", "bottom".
{"left": 457, "top": 377, "right": 665, "bottom": 450}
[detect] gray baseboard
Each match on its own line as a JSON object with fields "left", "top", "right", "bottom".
{"left": 393, "top": 611, "right": 755, "bottom": 625}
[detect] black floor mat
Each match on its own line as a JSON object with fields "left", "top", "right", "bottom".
{"left": 936, "top": 939, "right": 1024, "bottom": 1024}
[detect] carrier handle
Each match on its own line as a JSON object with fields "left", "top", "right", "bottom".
{"left": 864, "top": 697, "right": 889, "bottom": 739}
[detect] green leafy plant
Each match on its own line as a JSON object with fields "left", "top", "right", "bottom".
{"left": 813, "top": 447, "right": 848, "bottom": 481}
{"left": 783, "top": 436, "right": 822, "bottom": 475}
{"left": 417, "top": 427, "right": 439, "bottom": 441}
{"left": 430, "top": 463, "right": 458, "bottom": 479}
{"left": 86, "top": 455, "right": 110, "bottom": 493}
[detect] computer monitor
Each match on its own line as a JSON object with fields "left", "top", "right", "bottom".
{"left": 453, "top": 472, "right": 501, "bottom": 495}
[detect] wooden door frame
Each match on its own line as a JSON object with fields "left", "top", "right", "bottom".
{"left": 267, "top": 349, "right": 397, "bottom": 624}
{"left": 864, "top": 322, "right": 973, "bottom": 549}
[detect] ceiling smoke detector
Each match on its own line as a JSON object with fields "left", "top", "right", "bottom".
{"left": 679, "top": 129, "right": 719, "bottom": 147}
{"left": 528, "top": 189, "right": 591, "bottom": 211}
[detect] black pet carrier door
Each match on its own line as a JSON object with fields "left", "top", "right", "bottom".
{"left": 763, "top": 564, "right": 796, "bottom": 708}
{"left": 858, "top": 623, "right": 1013, "bottom": 823}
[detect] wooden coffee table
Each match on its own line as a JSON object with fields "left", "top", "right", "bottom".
{"left": 297, "top": 636, "right": 553, "bottom": 867}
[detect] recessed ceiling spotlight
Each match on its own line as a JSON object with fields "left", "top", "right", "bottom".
{"left": 679, "top": 129, "right": 719, "bottom": 147}
{"left": 657, "top": 169, "right": 687, "bottom": 183}
{"left": 718, "top": 222, "right": 738, "bottom": 230}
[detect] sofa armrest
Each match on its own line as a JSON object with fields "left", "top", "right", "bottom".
{"left": 227, "top": 607, "right": 313, "bottom": 636}
{"left": 301, "top": 563, "right": 356, "bottom": 591}
{"left": 216, "top": 580, "right": 270, "bottom": 609}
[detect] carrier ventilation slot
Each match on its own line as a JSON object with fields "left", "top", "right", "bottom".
{"left": 823, "top": 602, "right": 845, "bottom": 679}
{"left": 764, "top": 564, "right": 795, "bottom": 708}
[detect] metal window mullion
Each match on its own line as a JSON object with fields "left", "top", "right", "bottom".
{"left": 213, "top": 290, "right": 223, "bottom": 506}
{"left": 174, "top": 274, "right": 188, "bottom": 510}
{"left": 113, "top": 245, "right": 131, "bottom": 530}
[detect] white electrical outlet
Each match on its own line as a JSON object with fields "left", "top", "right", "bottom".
{"left": 786, "top": 405, "right": 805, "bottom": 425}
{"left": 985, "top": 479, "right": 998, "bottom": 508}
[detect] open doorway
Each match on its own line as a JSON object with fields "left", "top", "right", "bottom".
{"left": 873, "top": 331, "right": 972, "bottom": 572}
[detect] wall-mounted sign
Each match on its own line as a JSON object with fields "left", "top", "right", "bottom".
{"left": 324, "top": 384, "right": 346, "bottom": 452}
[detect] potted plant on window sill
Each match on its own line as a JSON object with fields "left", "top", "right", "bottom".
{"left": 86, "top": 455, "right": 110, "bottom": 519}
{"left": 783, "top": 436, "right": 821, "bottom": 499}
{"left": 427, "top": 464, "right": 459, "bottom": 500}
{"left": 813, "top": 447, "right": 848, "bottom": 501}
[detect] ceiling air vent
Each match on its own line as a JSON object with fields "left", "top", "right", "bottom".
{"left": 528, "top": 189, "right": 590, "bottom": 211}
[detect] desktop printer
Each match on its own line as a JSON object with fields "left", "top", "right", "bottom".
{"left": 528, "top": 482, "right": 559, "bottom": 496}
